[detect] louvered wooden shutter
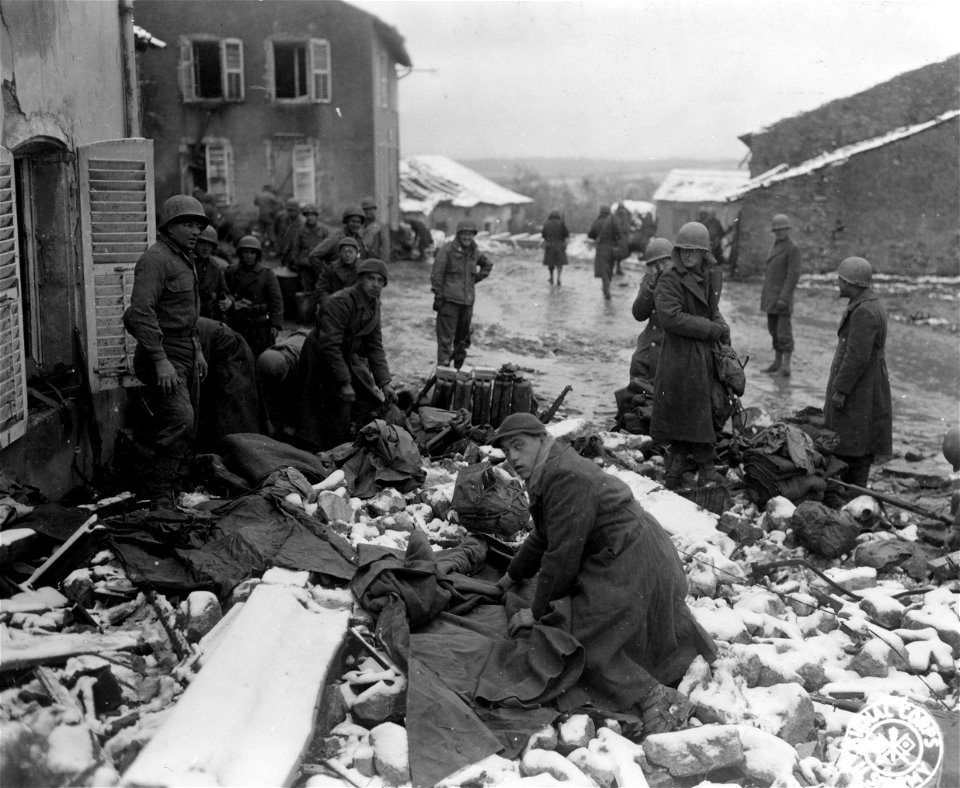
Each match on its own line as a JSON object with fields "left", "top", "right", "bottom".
{"left": 292, "top": 143, "right": 316, "bottom": 206}
{"left": 222, "top": 39, "right": 244, "bottom": 101}
{"left": 78, "top": 139, "right": 155, "bottom": 392}
{"left": 204, "top": 140, "right": 233, "bottom": 204}
{"left": 0, "top": 146, "right": 28, "bottom": 448}
{"left": 309, "top": 39, "right": 331, "bottom": 102}
{"left": 179, "top": 39, "right": 197, "bottom": 102}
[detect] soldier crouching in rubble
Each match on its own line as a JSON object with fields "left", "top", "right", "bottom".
{"left": 822, "top": 256, "right": 892, "bottom": 506}
{"left": 294, "top": 259, "right": 397, "bottom": 450}
{"left": 493, "top": 413, "right": 716, "bottom": 734}
{"left": 122, "top": 195, "right": 209, "bottom": 507}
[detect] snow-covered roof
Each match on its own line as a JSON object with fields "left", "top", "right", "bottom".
{"left": 619, "top": 200, "right": 656, "bottom": 217}
{"left": 133, "top": 24, "right": 166, "bottom": 49}
{"left": 400, "top": 155, "right": 532, "bottom": 215}
{"left": 652, "top": 169, "right": 751, "bottom": 204}
{"left": 729, "top": 109, "right": 960, "bottom": 200}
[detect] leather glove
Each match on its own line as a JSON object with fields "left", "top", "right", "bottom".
{"left": 507, "top": 608, "right": 535, "bottom": 637}
{"left": 432, "top": 296, "right": 444, "bottom": 313}
{"left": 639, "top": 684, "right": 694, "bottom": 735}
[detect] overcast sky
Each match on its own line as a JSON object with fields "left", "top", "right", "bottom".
{"left": 352, "top": 0, "right": 959, "bottom": 162}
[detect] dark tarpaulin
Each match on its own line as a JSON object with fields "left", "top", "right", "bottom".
{"left": 221, "top": 433, "right": 336, "bottom": 486}
{"left": 107, "top": 494, "right": 357, "bottom": 598}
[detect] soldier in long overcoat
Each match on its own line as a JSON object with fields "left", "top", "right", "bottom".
{"left": 540, "top": 210, "right": 569, "bottom": 286}
{"left": 493, "top": 413, "right": 716, "bottom": 734}
{"left": 650, "top": 223, "right": 730, "bottom": 488}
{"left": 225, "top": 236, "right": 284, "bottom": 358}
{"left": 630, "top": 237, "right": 672, "bottom": 381}
{"left": 824, "top": 256, "right": 892, "bottom": 499}
{"left": 760, "top": 214, "right": 802, "bottom": 376}
{"left": 587, "top": 205, "right": 620, "bottom": 300}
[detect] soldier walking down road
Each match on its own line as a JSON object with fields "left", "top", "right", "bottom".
{"left": 360, "top": 196, "right": 390, "bottom": 262}
{"left": 122, "top": 195, "right": 209, "bottom": 507}
{"left": 760, "top": 213, "right": 802, "bottom": 377}
{"left": 225, "top": 235, "right": 284, "bottom": 358}
{"left": 587, "top": 204, "right": 621, "bottom": 300}
{"left": 540, "top": 209, "right": 569, "bottom": 286}
{"left": 294, "top": 259, "right": 396, "bottom": 450}
{"left": 430, "top": 219, "right": 493, "bottom": 369}
{"left": 823, "top": 256, "right": 892, "bottom": 506}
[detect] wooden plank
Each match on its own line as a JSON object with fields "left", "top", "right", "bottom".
{"left": 1, "top": 630, "right": 142, "bottom": 672}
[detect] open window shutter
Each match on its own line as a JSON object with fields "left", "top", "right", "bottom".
{"left": 222, "top": 38, "right": 244, "bottom": 101}
{"left": 292, "top": 143, "right": 316, "bottom": 205}
{"left": 204, "top": 140, "right": 233, "bottom": 204}
{"left": 0, "top": 146, "right": 28, "bottom": 448}
{"left": 78, "top": 139, "right": 155, "bottom": 392}
{"left": 179, "top": 39, "right": 197, "bottom": 102}
{"left": 309, "top": 39, "right": 331, "bottom": 102}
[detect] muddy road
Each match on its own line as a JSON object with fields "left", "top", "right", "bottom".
{"left": 377, "top": 250, "right": 958, "bottom": 469}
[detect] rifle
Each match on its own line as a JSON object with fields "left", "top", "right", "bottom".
{"left": 834, "top": 480, "right": 953, "bottom": 525}
{"left": 405, "top": 372, "right": 437, "bottom": 416}
{"left": 538, "top": 385, "right": 572, "bottom": 425}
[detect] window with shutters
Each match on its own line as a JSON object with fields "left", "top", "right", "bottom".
{"left": 292, "top": 143, "right": 316, "bottom": 206}
{"left": 0, "top": 147, "right": 27, "bottom": 448}
{"left": 179, "top": 37, "right": 244, "bottom": 102}
{"left": 78, "top": 139, "right": 156, "bottom": 392}
{"left": 204, "top": 140, "right": 234, "bottom": 204}
{"left": 271, "top": 38, "right": 331, "bottom": 103}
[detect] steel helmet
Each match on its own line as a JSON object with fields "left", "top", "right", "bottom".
{"left": 158, "top": 195, "right": 209, "bottom": 231}
{"left": 599, "top": 204, "right": 611, "bottom": 215}
{"left": 674, "top": 222, "right": 711, "bottom": 251}
{"left": 456, "top": 219, "right": 478, "bottom": 234}
{"left": 644, "top": 237, "right": 673, "bottom": 264}
{"left": 338, "top": 237, "right": 360, "bottom": 251}
{"left": 197, "top": 225, "right": 218, "bottom": 245}
{"left": 360, "top": 197, "right": 377, "bottom": 210}
{"left": 942, "top": 426, "right": 960, "bottom": 471}
{"left": 302, "top": 203, "right": 319, "bottom": 215}
{"left": 357, "top": 258, "right": 388, "bottom": 284}
{"left": 236, "top": 235, "right": 263, "bottom": 256}
{"left": 836, "top": 256, "right": 873, "bottom": 288}
{"left": 771, "top": 214, "right": 791, "bottom": 230}
{"left": 285, "top": 198, "right": 300, "bottom": 211}
{"left": 342, "top": 206, "right": 365, "bottom": 223}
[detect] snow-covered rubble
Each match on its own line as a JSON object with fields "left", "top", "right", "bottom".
{"left": 1, "top": 417, "right": 957, "bottom": 787}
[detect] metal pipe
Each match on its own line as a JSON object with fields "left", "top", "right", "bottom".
{"left": 118, "top": 0, "right": 141, "bottom": 137}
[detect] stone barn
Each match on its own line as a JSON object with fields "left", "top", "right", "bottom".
{"left": 733, "top": 55, "right": 960, "bottom": 277}
{"left": 652, "top": 169, "right": 750, "bottom": 243}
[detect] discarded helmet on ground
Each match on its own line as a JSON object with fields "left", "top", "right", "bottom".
{"left": 158, "top": 195, "right": 209, "bottom": 231}
{"left": 674, "top": 222, "right": 711, "bottom": 251}
{"left": 836, "top": 256, "right": 873, "bottom": 288}
{"left": 197, "top": 225, "right": 218, "bottom": 245}
{"left": 342, "top": 206, "right": 365, "bottom": 223}
{"left": 338, "top": 237, "right": 360, "bottom": 251}
{"left": 771, "top": 213, "right": 791, "bottom": 230}
{"left": 301, "top": 203, "right": 319, "bottom": 215}
{"left": 360, "top": 197, "right": 377, "bottom": 210}
{"left": 644, "top": 237, "right": 673, "bottom": 264}
{"left": 236, "top": 235, "right": 263, "bottom": 256}
{"left": 357, "top": 258, "right": 388, "bottom": 284}
{"left": 456, "top": 219, "right": 478, "bottom": 234}
{"left": 942, "top": 427, "right": 960, "bottom": 472}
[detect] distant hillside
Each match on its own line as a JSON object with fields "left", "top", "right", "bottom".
{"left": 459, "top": 157, "right": 744, "bottom": 181}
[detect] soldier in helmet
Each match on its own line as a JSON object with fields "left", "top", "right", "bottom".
{"left": 587, "top": 204, "right": 621, "bottom": 300}
{"left": 823, "top": 256, "right": 892, "bottom": 505}
{"left": 650, "top": 222, "right": 731, "bottom": 489}
{"left": 430, "top": 218, "right": 493, "bottom": 368}
{"left": 315, "top": 236, "right": 361, "bottom": 317}
{"left": 122, "top": 195, "right": 210, "bottom": 507}
{"left": 277, "top": 198, "right": 304, "bottom": 266}
{"left": 630, "top": 237, "right": 673, "bottom": 382}
{"left": 360, "top": 196, "right": 390, "bottom": 262}
{"left": 225, "top": 235, "right": 284, "bottom": 357}
{"left": 194, "top": 225, "right": 233, "bottom": 321}
{"left": 291, "top": 203, "right": 329, "bottom": 291}
{"left": 308, "top": 205, "right": 368, "bottom": 270}
{"left": 760, "top": 214, "right": 802, "bottom": 377}
{"left": 541, "top": 209, "right": 569, "bottom": 287}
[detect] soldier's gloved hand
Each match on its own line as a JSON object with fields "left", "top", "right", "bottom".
{"left": 340, "top": 383, "right": 356, "bottom": 402}
{"left": 432, "top": 296, "right": 444, "bottom": 313}
{"left": 831, "top": 391, "right": 846, "bottom": 410}
{"left": 776, "top": 298, "right": 789, "bottom": 313}
{"left": 381, "top": 383, "right": 397, "bottom": 404}
{"left": 639, "top": 684, "right": 694, "bottom": 735}
{"left": 707, "top": 322, "right": 726, "bottom": 343}
{"left": 507, "top": 608, "right": 535, "bottom": 637}
{"left": 155, "top": 359, "right": 179, "bottom": 396}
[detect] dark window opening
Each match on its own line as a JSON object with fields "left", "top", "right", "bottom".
{"left": 274, "top": 43, "right": 308, "bottom": 98}
{"left": 195, "top": 41, "right": 223, "bottom": 98}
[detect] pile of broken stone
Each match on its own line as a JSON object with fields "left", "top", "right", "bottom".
{"left": 0, "top": 418, "right": 956, "bottom": 788}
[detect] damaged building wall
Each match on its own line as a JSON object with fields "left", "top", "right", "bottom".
{"left": 1, "top": 0, "right": 144, "bottom": 498}
{"left": 135, "top": 0, "right": 408, "bottom": 231}
{"left": 743, "top": 54, "right": 960, "bottom": 176}
{"left": 735, "top": 118, "right": 960, "bottom": 277}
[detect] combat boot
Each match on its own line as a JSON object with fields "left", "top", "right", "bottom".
{"left": 697, "top": 463, "right": 728, "bottom": 487}
{"left": 663, "top": 450, "right": 684, "bottom": 490}
{"left": 762, "top": 352, "right": 782, "bottom": 373}
{"left": 777, "top": 352, "right": 792, "bottom": 377}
